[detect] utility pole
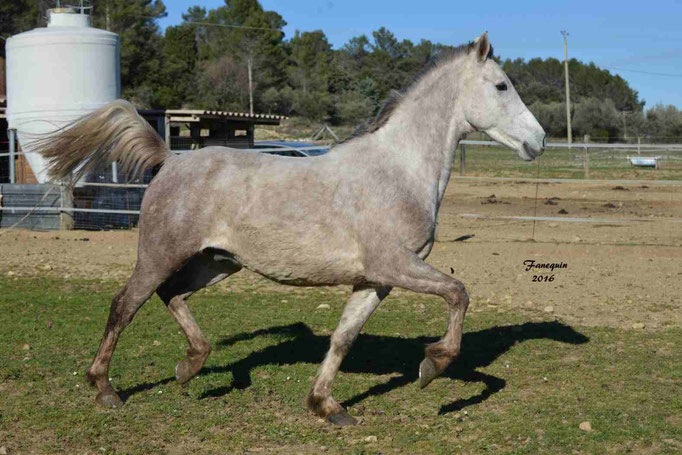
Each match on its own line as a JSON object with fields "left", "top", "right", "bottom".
{"left": 622, "top": 110, "right": 627, "bottom": 140}
{"left": 561, "top": 30, "right": 572, "bottom": 145}
{"left": 247, "top": 56, "right": 254, "bottom": 116}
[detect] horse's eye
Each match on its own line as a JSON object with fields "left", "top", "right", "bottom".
{"left": 495, "top": 82, "right": 508, "bottom": 91}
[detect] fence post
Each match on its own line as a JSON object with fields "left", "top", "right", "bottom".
{"left": 637, "top": 137, "right": 641, "bottom": 155}
{"left": 164, "top": 114, "right": 171, "bottom": 149}
{"left": 583, "top": 134, "right": 590, "bottom": 179}
{"left": 459, "top": 144, "right": 466, "bottom": 175}
{"left": 60, "top": 183, "right": 74, "bottom": 230}
{"left": 111, "top": 161, "right": 118, "bottom": 183}
{"left": 8, "top": 128, "right": 16, "bottom": 184}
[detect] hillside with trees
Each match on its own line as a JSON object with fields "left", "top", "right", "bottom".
{"left": 2, "top": 0, "right": 681, "bottom": 141}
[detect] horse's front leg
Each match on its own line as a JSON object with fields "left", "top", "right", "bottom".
{"left": 368, "top": 249, "right": 470, "bottom": 389}
{"left": 306, "top": 285, "right": 391, "bottom": 426}
{"left": 419, "top": 282, "right": 469, "bottom": 388}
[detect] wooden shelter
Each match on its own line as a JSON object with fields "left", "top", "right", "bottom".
{"left": 162, "top": 109, "right": 286, "bottom": 151}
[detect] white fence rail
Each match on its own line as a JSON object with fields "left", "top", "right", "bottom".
{"left": 459, "top": 140, "right": 682, "bottom": 150}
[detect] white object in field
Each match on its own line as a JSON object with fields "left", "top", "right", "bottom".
{"left": 6, "top": 8, "right": 120, "bottom": 183}
{"left": 628, "top": 156, "right": 661, "bottom": 168}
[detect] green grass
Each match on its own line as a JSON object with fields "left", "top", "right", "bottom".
{"left": 461, "top": 145, "right": 682, "bottom": 180}
{"left": 1, "top": 277, "right": 681, "bottom": 454}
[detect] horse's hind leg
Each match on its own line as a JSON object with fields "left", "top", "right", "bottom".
{"left": 157, "top": 251, "right": 242, "bottom": 385}
{"left": 86, "top": 264, "right": 165, "bottom": 407}
{"left": 306, "top": 285, "right": 391, "bottom": 426}
{"left": 164, "top": 292, "right": 209, "bottom": 384}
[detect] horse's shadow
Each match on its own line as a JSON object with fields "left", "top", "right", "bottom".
{"left": 128, "top": 320, "right": 586, "bottom": 415}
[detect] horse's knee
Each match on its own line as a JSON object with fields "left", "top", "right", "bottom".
{"left": 445, "top": 280, "right": 469, "bottom": 309}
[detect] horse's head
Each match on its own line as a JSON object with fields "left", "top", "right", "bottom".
{"left": 459, "top": 32, "right": 546, "bottom": 161}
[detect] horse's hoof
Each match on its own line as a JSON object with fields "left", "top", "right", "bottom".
{"left": 95, "top": 391, "right": 123, "bottom": 408}
{"left": 327, "top": 410, "right": 357, "bottom": 426}
{"left": 419, "top": 357, "right": 439, "bottom": 389}
{"left": 175, "top": 358, "right": 197, "bottom": 385}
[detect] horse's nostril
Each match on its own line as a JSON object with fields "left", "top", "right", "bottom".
{"left": 542, "top": 135, "right": 547, "bottom": 148}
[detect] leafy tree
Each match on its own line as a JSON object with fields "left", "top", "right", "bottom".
{"left": 287, "top": 30, "right": 332, "bottom": 92}
{"left": 353, "top": 77, "right": 381, "bottom": 107}
{"left": 572, "top": 97, "right": 620, "bottom": 140}
{"left": 194, "top": 55, "right": 249, "bottom": 111}
{"left": 335, "top": 90, "right": 375, "bottom": 124}
{"left": 504, "top": 57, "right": 644, "bottom": 112}
{"left": 645, "top": 104, "right": 682, "bottom": 140}
{"left": 0, "top": 1, "right": 41, "bottom": 38}
{"left": 292, "top": 89, "right": 332, "bottom": 121}
{"left": 155, "top": 24, "right": 197, "bottom": 108}
{"left": 188, "top": 0, "right": 287, "bottom": 112}
{"left": 529, "top": 101, "right": 567, "bottom": 138}
{"left": 260, "top": 86, "right": 291, "bottom": 114}
{"left": 325, "top": 28, "right": 455, "bottom": 122}
{"left": 372, "top": 27, "right": 402, "bottom": 59}
{"left": 1, "top": 0, "right": 54, "bottom": 56}
{"left": 90, "top": 0, "right": 167, "bottom": 107}
{"left": 284, "top": 30, "right": 334, "bottom": 119}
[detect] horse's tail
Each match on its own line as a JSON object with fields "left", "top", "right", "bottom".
{"left": 30, "top": 99, "right": 169, "bottom": 183}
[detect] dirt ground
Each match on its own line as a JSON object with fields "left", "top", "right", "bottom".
{"left": 1, "top": 179, "right": 680, "bottom": 330}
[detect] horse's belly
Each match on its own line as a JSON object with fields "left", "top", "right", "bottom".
{"left": 202, "top": 227, "right": 366, "bottom": 286}
{"left": 242, "top": 250, "right": 366, "bottom": 286}
{"left": 249, "top": 260, "right": 365, "bottom": 286}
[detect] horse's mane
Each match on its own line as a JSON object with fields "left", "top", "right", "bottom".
{"left": 336, "top": 40, "right": 493, "bottom": 146}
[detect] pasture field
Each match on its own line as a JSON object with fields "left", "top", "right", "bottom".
{"left": 460, "top": 145, "right": 682, "bottom": 181}
{"left": 1, "top": 277, "right": 681, "bottom": 455}
{"left": 1, "top": 179, "right": 681, "bottom": 454}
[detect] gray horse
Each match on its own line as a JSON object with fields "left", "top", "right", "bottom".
{"left": 34, "top": 32, "right": 545, "bottom": 425}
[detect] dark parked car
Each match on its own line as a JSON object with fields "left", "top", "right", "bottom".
{"left": 254, "top": 141, "right": 329, "bottom": 157}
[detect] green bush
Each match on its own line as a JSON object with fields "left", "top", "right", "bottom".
{"left": 292, "top": 90, "right": 332, "bottom": 121}
{"left": 335, "top": 91, "right": 375, "bottom": 124}
{"left": 572, "top": 98, "right": 620, "bottom": 140}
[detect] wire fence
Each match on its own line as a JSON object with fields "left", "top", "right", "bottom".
{"left": 1, "top": 141, "right": 681, "bottom": 231}
{"left": 457, "top": 140, "right": 682, "bottom": 181}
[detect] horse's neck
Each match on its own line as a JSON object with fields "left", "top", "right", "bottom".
{"left": 371, "top": 66, "right": 469, "bottom": 210}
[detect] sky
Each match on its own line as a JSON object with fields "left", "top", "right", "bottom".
{"left": 157, "top": 0, "right": 682, "bottom": 109}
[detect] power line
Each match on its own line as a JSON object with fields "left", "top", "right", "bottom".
{"left": 129, "top": 15, "right": 280, "bottom": 32}
{"left": 601, "top": 66, "right": 682, "bottom": 78}
{"left": 179, "top": 19, "right": 281, "bottom": 32}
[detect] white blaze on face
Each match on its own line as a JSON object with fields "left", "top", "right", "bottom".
{"left": 463, "top": 32, "right": 546, "bottom": 161}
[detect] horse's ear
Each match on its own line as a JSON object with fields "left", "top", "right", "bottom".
{"left": 474, "top": 31, "right": 491, "bottom": 63}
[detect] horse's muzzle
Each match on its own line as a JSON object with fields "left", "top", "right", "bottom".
{"left": 522, "top": 141, "right": 543, "bottom": 160}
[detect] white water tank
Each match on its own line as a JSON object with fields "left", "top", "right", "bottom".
{"left": 6, "top": 8, "right": 120, "bottom": 183}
